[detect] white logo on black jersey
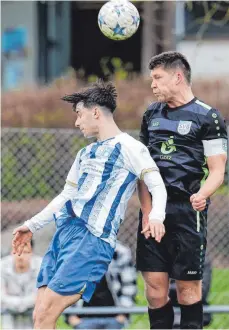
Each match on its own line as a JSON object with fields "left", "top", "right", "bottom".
{"left": 187, "top": 270, "right": 197, "bottom": 275}
{"left": 177, "top": 121, "right": 192, "bottom": 135}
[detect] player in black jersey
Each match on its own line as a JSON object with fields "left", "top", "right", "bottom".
{"left": 136, "top": 51, "right": 227, "bottom": 329}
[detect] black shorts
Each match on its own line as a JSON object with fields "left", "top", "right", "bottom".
{"left": 136, "top": 201, "right": 208, "bottom": 281}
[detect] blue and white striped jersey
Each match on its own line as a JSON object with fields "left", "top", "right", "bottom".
{"left": 59, "top": 132, "right": 158, "bottom": 247}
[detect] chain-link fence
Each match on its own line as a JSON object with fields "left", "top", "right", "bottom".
{"left": 1, "top": 127, "right": 229, "bottom": 328}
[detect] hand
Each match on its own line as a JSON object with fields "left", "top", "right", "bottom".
{"left": 141, "top": 221, "right": 165, "bottom": 243}
{"left": 142, "top": 214, "right": 151, "bottom": 239}
{"left": 190, "top": 193, "right": 207, "bottom": 211}
{"left": 12, "top": 225, "right": 33, "bottom": 256}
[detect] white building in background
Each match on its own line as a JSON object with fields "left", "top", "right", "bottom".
{"left": 1, "top": 1, "right": 229, "bottom": 90}
{"left": 177, "top": 40, "right": 229, "bottom": 78}
{"left": 175, "top": 1, "right": 229, "bottom": 79}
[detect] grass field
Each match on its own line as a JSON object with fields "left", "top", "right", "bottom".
{"left": 57, "top": 268, "right": 229, "bottom": 329}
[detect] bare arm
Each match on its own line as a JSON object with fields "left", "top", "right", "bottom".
{"left": 137, "top": 180, "right": 152, "bottom": 215}
{"left": 191, "top": 154, "right": 227, "bottom": 211}
{"left": 137, "top": 181, "right": 152, "bottom": 239}
{"left": 138, "top": 171, "right": 167, "bottom": 242}
{"left": 199, "top": 154, "right": 227, "bottom": 198}
{"left": 192, "top": 108, "right": 228, "bottom": 211}
{"left": 124, "top": 137, "right": 167, "bottom": 242}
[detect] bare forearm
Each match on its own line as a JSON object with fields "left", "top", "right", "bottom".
{"left": 198, "top": 170, "right": 225, "bottom": 198}
{"left": 137, "top": 180, "right": 152, "bottom": 215}
{"left": 198, "top": 153, "right": 227, "bottom": 198}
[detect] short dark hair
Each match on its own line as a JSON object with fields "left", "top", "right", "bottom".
{"left": 62, "top": 80, "right": 117, "bottom": 113}
{"left": 149, "top": 51, "right": 191, "bottom": 83}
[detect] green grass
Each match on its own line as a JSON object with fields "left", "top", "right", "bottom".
{"left": 57, "top": 268, "right": 229, "bottom": 329}
{"left": 205, "top": 269, "right": 229, "bottom": 329}
{"left": 214, "top": 184, "right": 229, "bottom": 196}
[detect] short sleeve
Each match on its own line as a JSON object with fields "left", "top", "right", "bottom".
{"left": 139, "top": 113, "right": 149, "bottom": 146}
{"left": 201, "top": 109, "right": 227, "bottom": 140}
{"left": 66, "top": 151, "right": 81, "bottom": 187}
{"left": 200, "top": 109, "right": 228, "bottom": 156}
{"left": 124, "top": 141, "right": 158, "bottom": 179}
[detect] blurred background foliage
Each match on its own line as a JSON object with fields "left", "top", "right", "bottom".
{"left": 2, "top": 60, "right": 229, "bottom": 130}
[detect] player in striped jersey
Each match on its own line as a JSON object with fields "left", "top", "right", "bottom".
{"left": 12, "top": 81, "right": 167, "bottom": 329}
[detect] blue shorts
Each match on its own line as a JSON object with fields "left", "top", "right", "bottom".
{"left": 37, "top": 210, "right": 115, "bottom": 302}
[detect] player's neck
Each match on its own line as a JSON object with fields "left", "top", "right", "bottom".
{"left": 167, "top": 87, "right": 194, "bottom": 108}
{"left": 97, "top": 120, "right": 122, "bottom": 142}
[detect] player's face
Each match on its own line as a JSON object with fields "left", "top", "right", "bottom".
{"left": 13, "top": 243, "right": 32, "bottom": 269}
{"left": 74, "top": 102, "right": 99, "bottom": 138}
{"left": 150, "top": 66, "right": 178, "bottom": 102}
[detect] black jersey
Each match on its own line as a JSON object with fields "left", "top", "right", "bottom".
{"left": 140, "top": 97, "right": 227, "bottom": 200}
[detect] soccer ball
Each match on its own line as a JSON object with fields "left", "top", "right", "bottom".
{"left": 98, "top": 0, "right": 140, "bottom": 41}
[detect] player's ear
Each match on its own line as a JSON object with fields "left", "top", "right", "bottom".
{"left": 174, "top": 71, "right": 183, "bottom": 85}
{"left": 92, "top": 107, "right": 100, "bottom": 119}
{"left": 176, "top": 71, "right": 183, "bottom": 85}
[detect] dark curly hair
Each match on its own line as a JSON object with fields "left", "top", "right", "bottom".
{"left": 149, "top": 51, "right": 191, "bottom": 84}
{"left": 62, "top": 80, "right": 117, "bottom": 113}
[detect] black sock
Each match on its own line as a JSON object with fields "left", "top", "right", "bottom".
{"left": 148, "top": 299, "right": 174, "bottom": 329}
{"left": 180, "top": 300, "right": 203, "bottom": 329}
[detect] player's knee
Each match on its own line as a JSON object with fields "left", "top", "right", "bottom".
{"left": 145, "top": 289, "right": 168, "bottom": 308}
{"left": 177, "top": 283, "right": 201, "bottom": 305}
{"left": 146, "top": 281, "right": 167, "bottom": 295}
{"left": 34, "top": 303, "right": 56, "bottom": 326}
{"left": 34, "top": 304, "right": 47, "bottom": 326}
{"left": 145, "top": 283, "right": 168, "bottom": 308}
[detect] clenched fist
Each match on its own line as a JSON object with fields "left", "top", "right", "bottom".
{"left": 190, "top": 193, "right": 207, "bottom": 211}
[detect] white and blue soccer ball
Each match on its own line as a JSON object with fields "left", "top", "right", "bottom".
{"left": 98, "top": 0, "right": 140, "bottom": 41}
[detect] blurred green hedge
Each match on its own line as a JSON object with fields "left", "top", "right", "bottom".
{"left": 2, "top": 76, "right": 229, "bottom": 130}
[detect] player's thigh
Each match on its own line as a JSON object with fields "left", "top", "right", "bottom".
{"left": 37, "top": 287, "right": 82, "bottom": 320}
{"left": 168, "top": 202, "right": 207, "bottom": 281}
{"left": 136, "top": 213, "right": 171, "bottom": 273}
{"left": 176, "top": 279, "right": 202, "bottom": 304}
